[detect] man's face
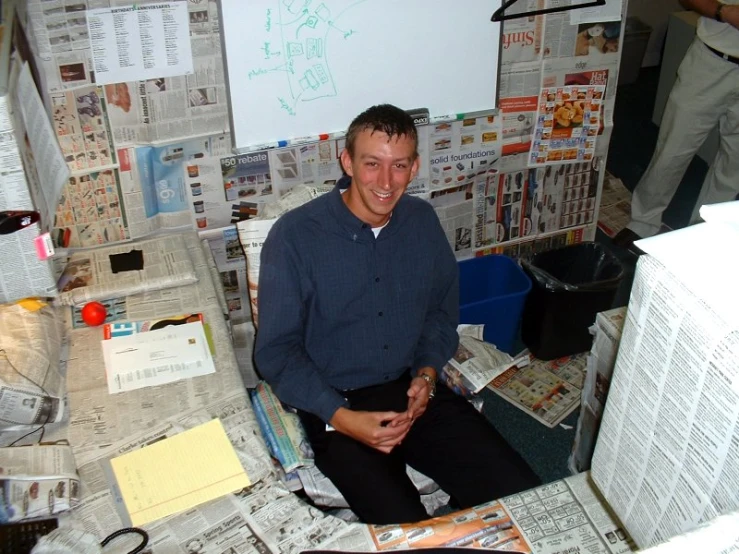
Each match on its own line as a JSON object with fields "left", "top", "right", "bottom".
{"left": 340, "top": 130, "right": 419, "bottom": 227}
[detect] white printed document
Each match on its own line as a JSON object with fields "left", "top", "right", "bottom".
{"left": 102, "top": 321, "right": 215, "bottom": 393}
{"left": 87, "top": 2, "right": 193, "bottom": 85}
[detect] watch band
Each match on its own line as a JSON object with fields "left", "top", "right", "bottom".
{"left": 418, "top": 373, "right": 436, "bottom": 399}
{"left": 716, "top": 2, "right": 725, "bottom": 22}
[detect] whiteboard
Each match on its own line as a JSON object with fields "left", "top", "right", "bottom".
{"left": 220, "top": 0, "right": 502, "bottom": 151}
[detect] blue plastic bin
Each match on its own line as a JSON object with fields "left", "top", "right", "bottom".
{"left": 458, "top": 255, "right": 532, "bottom": 354}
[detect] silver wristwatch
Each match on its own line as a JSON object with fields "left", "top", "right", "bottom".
{"left": 418, "top": 373, "right": 436, "bottom": 399}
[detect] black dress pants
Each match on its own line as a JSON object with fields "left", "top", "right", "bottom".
{"left": 298, "top": 373, "right": 540, "bottom": 524}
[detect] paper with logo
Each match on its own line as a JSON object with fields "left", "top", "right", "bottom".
{"left": 110, "top": 419, "right": 251, "bottom": 526}
{"left": 101, "top": 320, "right": 216, "bottom": 393}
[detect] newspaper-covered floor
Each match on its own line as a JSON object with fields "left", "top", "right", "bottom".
{"left": 4, "top": 232, "right": 634, "bottom": 552}
{"left": 596, "top": 173, "right": 633, "bottom": 238}
{"left": 489, "top": 352, "right": 589, "bottom": 428}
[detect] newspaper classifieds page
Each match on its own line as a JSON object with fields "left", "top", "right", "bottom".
{"left": 591, "top": 212, "right": 739, "bottom": 549}
{"left": 502, "top": 472, "right": 634, "bottom": 554}
{"left": 56, "top": 233, "right": 198, "bottom": 306}
{"left": 488, "top": 351, "right": 588, "bottom": 428}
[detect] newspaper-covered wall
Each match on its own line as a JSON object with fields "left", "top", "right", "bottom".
{"left": 15, "top": 0, "right": 627, "bottom": 258}
{"left": 592, "top": 251, "right": 739, "bottom": 549}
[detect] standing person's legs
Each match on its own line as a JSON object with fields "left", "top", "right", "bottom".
{"left": 402, "top": 384, "right": 540, "bottom": 509}
{"left": 689, "top": 80, "right": 739, "bottom": 223}
{"left": 298, "top": 378, "right": 429, "bottom": 524}
{"left": 627, "top": 39, "right": 728, "bottom": 239}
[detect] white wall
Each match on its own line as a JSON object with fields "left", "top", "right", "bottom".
{"left": 627, "top": 0, "right": 684, "bottom": 66}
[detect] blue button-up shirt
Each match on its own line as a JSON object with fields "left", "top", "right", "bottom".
{"left": 254, "top": 179, "right": 459, "bottom": 422}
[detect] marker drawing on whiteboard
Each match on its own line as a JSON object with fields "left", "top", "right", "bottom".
{"left": 246, "top": 0, "right": 365, "bottom": 116}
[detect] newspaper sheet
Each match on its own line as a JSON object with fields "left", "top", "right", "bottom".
{"left": 424, "top": 115, "right": 501, "bottom": 259}
{"left": 200, "top": 226, "right": 252, "bottom": 324}
{"left": 488, "top": 351, "right": 588, "bottom": 428}
{"left": 199, "top": 228, "right": 259, "bottom": 388}
{"left": 370, "top": 500, "right": 530, "bottom": 551}
{"left": 250, "top": 381, "right": 314, "bottom": 474}
{"left": 16, "top": 62, "right": 70, "bottom": 228}
{"left": 0, "top": 444, "right": 80, "bottom": 523}
{"left": 366, "top": 472, "right": 633, "bottom": 553}
{"left": 24, "top": 0, "right": 229, "bottom": 144}
{"left": 87, "top": 3, "right": 193, "bottom": 86}
{"left": 500, "top": 0, "right": 546, "bottom": 66}
{"left": 596, "top": 172, "right": 632, "bottom": 237}
{"left": 440, "top": 335, "right": 517, "bottom": 396}
{"left": 64, "top": 233, "right": 244, "bottom": 447}
{"left": 56, "top": 233, "right": 198, "bottom": 306}
{"left": 0, "top": 302, "right": 67, "bottom": 433}
{"left": 528, "top": 85, "right": 605, "bottom": 166}
{"left": 235, "top": 183, "right": 335, "bottom": 325}
{"left": 501, "top": 472, "right": 634, "bottom": 554}
{"left": 570, "top": 307, "right": 626, "bottom": 474}
{"left": 591, "top": 251, "right": 739, "bottom": 549}
{"left": 68, "top": 404, "right": 367, "bottom": 553}
{"left": 0, "top": 94, "right": 59, "bottom": 303}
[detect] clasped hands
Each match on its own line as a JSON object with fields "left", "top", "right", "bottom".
{"left": 329, "top": 369, "right": 436, "bottom": 454}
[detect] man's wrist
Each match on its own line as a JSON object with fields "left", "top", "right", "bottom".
{"left": 416, "top": 367, "right": 437, "bottom": 380}
{"left": 416, "top": 368, "right": 437, "bottom": 399}
{"left": 722, "top": 5, "right": 739, "bottom": 28}
{"left": 715, "top": 1, "right": 725, "bottom": 22}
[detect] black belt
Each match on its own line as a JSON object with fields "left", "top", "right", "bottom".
{"left": 704, "top": 43, "right": 739, "bottom": 65}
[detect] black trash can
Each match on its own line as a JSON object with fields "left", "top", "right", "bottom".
{"left": 520, "top": 242, "right": 624, "bottom": 360}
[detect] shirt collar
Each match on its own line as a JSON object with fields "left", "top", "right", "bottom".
{"left": 329, "top": 175, "right": 403, "bottom": 238}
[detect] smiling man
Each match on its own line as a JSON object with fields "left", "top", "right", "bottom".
{"left": 255, "top": 104, "right": 538, "bottom": 524}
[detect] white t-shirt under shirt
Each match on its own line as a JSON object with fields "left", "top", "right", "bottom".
{"left": 339, "top": 187, "right": 390, "bottom": 237}
{"left": 698, "top": 0, "right": 739, "bottom": 57}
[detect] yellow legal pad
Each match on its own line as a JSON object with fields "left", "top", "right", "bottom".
{"left": 110, "top": 419, "right": 250, "bottom": 526}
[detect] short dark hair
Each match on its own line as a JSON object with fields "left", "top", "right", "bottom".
{"left": 345, "top": 104, "right": 418, "bottom": 159}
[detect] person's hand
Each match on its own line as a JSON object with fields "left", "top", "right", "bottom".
{"left": 722, "top": 5, "right": 739, "bottom": 30}
{"left": 329, "top": 407, "right": 412, "bottom": 454}
{"left": 404, "top": 367, "right": 437, "bottom": 421}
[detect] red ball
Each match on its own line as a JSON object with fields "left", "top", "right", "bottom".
{"left": 81, "top": 301, "right": 107, "bottom": 326}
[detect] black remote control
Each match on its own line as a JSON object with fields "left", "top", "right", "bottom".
{"left": 0, "top": 518, "right": 58, "bottom": 554}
